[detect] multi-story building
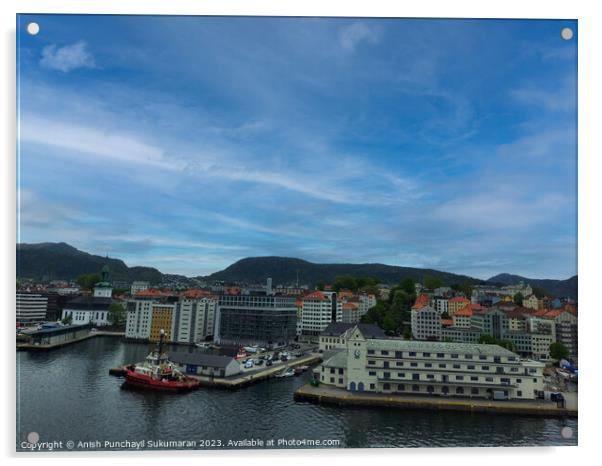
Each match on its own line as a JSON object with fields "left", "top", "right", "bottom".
{"left": 552, "top": 310, "right": 578, "bottom": 360}
{"left": 523, "top": 294, "right": 539, "bottom": 310}
{"left": 172, "top": 296, "right": 217, "bottom": 344}
{"left": 299, "top": 291, "right": 342, "bottom": 341}
{"left": 130, "top": 281, "right": 150, "bottom": 295}
{"left": 341, "top": 302, "right": 361, "bottom": 324}
{"left": 125, "top": 297, "right": 153, "bottom": 339}
{"left": 16, "top": 292, "right": 48, "bottom": 324}
{"left": 149, "top": 303, "right": 175, "bottom": 342}
{"left": 411, "top": 305, "right": 441, "bottom": 341}
{"left": 448, "top": 297, "right": 471, "bottom": 315}
{"left": 433, "top": 297, "right": 448, "bottom": 315}
{"left": 215, "top": 292, "right": 297, "bottom": 347}
{"left": 318, "top": 326, "right": 545, "bottom": 400}
{"left": 358, "top": 294, "right": 377, "bottom": 317}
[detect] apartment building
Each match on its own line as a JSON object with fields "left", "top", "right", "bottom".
{"left": 411, "top": 304, "right": 441, "bottom": 340}
{"left": 172, "top": 297, "right": 217, "bottom": 344}
{"left": 299, "top": 291, "right": 342, "bottom": 341}
{"left": 16, "top": 292, "right": 48, "bottom": 324}
{"left": 318, "top": 326, "right": 545, "bottom": 400}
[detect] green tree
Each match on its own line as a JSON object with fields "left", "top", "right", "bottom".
{"left": 400, "top": 278, "right": 416, "bottom": 295}
{"left": 76, "top": 273, "right": 101, "bottom": 291}
{"left": 316, "top": 281, "right": 325, "bottom": 291}
{"left": 423, "top": 274, "right": 443, "bottom": 290}
{"left": 532, "top": 287, "right": 547, "bottom": 299}
{"left": 441, "top": 311, "right": 451, "bottom": 320}
{"left": 513, "top": 292, "right": 524, "bottom": 306}
{"left": 549, "top": 342, "right": 569, "bottom": 361}
{"left": 107, "top": 303, "right": 126, "bottom": 325}
{"left": 61, "top": 313, "right": 73, "bottom": 325}
{"left": 403, "top": 327, "right": 412, "bottom": 340}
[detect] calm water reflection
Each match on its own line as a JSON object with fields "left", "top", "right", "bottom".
{"left": 16, "top": 337, "right": 577, "bottom": 450}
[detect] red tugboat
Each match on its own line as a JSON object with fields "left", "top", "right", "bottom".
{"left": 123, "top": 329, "right": 200, "bottom": 392}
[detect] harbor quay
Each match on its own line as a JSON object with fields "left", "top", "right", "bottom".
{"left": 110, "top": 352, "right": 323, "bottom": 389}
{"left": 294, "top": 383, "right": 577, "bottom": 417}
{"left": 17, "top": 326, "right": 125, "bottom": 351}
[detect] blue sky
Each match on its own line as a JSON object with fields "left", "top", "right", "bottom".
{"left": 16, "top": 16, "right": 577, "bottom": 279}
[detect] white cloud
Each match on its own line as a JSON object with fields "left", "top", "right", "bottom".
{"left": 339, "top": 22, "right": 379, "bottom": 52}
{"left": 40, "top": 41, "right": 96, "bottom": 73}
{"left": 20, "top": 114, "right": 182, "bottom": 171}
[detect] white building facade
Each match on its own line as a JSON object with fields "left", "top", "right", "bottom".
{"left": 319, "top": 326, "right": 545, "bottom": 400}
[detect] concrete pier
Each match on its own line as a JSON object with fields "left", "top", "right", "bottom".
{"left": 294, "top": 383, "right": 577, "bottom": 418}
{"left": 17, "top": 331, "right": 124, "bottom": 351}
{"left": 109, "top": 353, "right": 322, "bottom": 389}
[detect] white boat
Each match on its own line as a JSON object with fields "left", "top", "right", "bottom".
{"left": 275, "top": 368, "right": 295, "bottom": 378}
{"left": 195, "top": 342, "right": 211, "bottom": 348}
{"left": 243, "top": 345, "right": 259, "bottom": 353}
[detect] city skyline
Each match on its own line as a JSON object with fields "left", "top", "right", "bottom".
{"left": 17, "top": 16, "right": 577, "bottom": 279}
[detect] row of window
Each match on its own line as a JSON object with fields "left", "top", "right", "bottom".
{"left": 366, "top": 349, "right": 515, "bottom": 362}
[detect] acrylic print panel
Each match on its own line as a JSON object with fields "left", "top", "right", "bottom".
{"left": 16, "top": 15, "right": 577, "bottom": 451}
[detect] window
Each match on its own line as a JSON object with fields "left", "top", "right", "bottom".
{"left": 517, "top": 379, "right": 522, "bottom": 383}
{"left": 368, "top": 360, "right": 375, "bottom": 365}
{"left": 471, "top": 376, "right": 478, "bottom": 381}
{"left": 396, "top": 361, "right": 404, "bottom": 367}
{"left": 367, "top": 349, "right": 375, "bottom": 355}
{"left": 397, "top": 384, "right": 405, "bottom": 391}
{"left": 455, "top": 375, "right": 464, "bottom": 380}
{"left": 425, "top": 363, "right": 432, "bottom": 368}
{"left": 369, "top": 371, "right": 376, "bottom": 376}
{"left": 412, "top": 374, "right": 420, "bottom": 380}
{"left": 423, "top": 352, "right": 431, "bottom": 357}
{"left": 451, "top": 354, "right": 459, "bottom": 359}
{"left": 438, "top": 363, "right": 446, "bottom": 368}
{"left": 465, "top": 354, "right": 473, "bottom": 359}
{"left": 482, "top": 366, "right": 489, "bottom": 371}
{"left": 471, "top": 387, "right": 479, "bottom": 395}
{"left": 467, "top": 365, "right": 475, "bottom": 370}
{"left": 427, "top": 374, "right": 435, "bottom": 380}
{"left": 339, "top": 378, "right": 343, "bottom": 384}
{"left": 339, "top": 368, "right": 343, "bottom": 374}
{"left": 437, "top": 353, "right": 444, "bottom": 358}
{"left": 409, "top": 352, "right": 416, "bottom": 356}
{"left": 381, "top": 350, "right": 389, "bottom": 356}
{"left": 395, "top": 351, "right": 403, "bottom": 358}
{"left": 456, "top": 387, "right": 464, "bottom": 394}
{"left": 370, "top": 383, "right": 375, "bottom": 390}
{"left": 412, "top": 385, "right": 420, "bottom": 392}
{"left": 383, "top": 383, "right": 391, "bottom": 390}
{"left": 517, "top": 390, "right": 522, "bottom": 397}
{"left": 383, "top": 372, "right": 390, "bottom": 379}
{"left": 330, "top": 377, "right": 334, "bottom": 383}
{"left": 410, "top": 362, "right": 418, "bottom": 367}
{"left": 453, "top": 364, "right": 461, "bottom": 369}
{"left": 479, "top": 355, "right": 487, "bottom": 360}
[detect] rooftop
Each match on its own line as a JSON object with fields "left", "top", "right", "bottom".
{"left": 365, "top": 338, "right": 519, "bottom": 357}
{"left": 168, "top": 351, "right": 238, "bottom": 368}
{"left": 321, "top": 322, "right": 387, "bottom": 339}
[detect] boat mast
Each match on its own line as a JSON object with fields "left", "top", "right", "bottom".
{"left": 157, "top": 328, "right": 165, "bottom": 365}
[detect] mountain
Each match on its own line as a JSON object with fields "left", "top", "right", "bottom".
{"left": 486, "top": 273, "right": 577, "bottom": 300}
{"left": 202, "top": 256, "right": 485, "bottom": 288}
{"left": 16, "top": 243, "right": 577, "bottom": 299}
{"left": 16, "top": 242, "right": 163, "bottom": 284}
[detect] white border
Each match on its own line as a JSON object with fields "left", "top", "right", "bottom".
{"left": 3, "top": 1, "right": 600, "bottom": 465}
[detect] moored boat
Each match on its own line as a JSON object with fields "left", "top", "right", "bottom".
{"left": 123, "top": 329, "right": 200, "bottom": 392}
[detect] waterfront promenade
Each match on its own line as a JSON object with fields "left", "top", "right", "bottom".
{"left": 17, "top": 330, "right": 124, "bottom": 351}
{"left": 294, "top": 383, "right": 577, "bottom": 417}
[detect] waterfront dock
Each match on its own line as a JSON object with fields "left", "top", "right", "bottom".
{"left": 109, "top": 353, "right": 322, "bottom": 389}
{"left": 294, "top": 383, "right": 577, "bottom": 417}
{"left": 17, "top": 330, "right": 124, "bottom": 351}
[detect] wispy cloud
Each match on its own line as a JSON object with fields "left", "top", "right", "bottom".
{"left": 339, "top": 22, "right": 379, "bottom": 52}
{"left": 39, "top": 41, "right": 95, "bottom": 73}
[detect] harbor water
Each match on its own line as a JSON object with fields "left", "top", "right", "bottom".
{"left": 16, "top": 336, "right": 577, "bottom": 450}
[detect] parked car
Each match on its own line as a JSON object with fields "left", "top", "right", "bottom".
{"left": 266, "top": 359, "right": 273, "bottom": 367}
{"left": 255, "top": 359, "right": 264, "bottom": 366}
{"left": 243, "top": 360, "right": 254, "bottom": 369}
{"left": 280, "top": 355, "right": 288, "bottom": 362}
